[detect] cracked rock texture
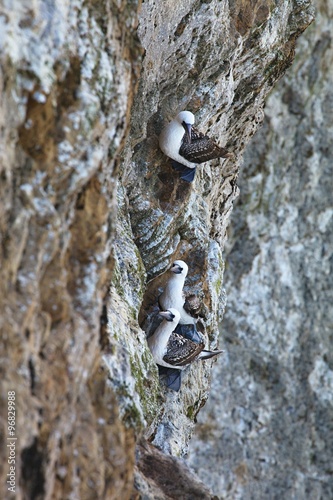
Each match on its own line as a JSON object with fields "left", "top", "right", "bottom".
{"left": 188, "top": 2, "right": 333, "bottom": 499}
{"left": 0, "top": 0, "right": 317, "bottom": 499}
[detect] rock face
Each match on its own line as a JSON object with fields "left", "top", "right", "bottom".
{"left": 0, "top": 1, "right": 316, "bottom": 499}
{"left": 0, "top": 2, "right": 141, "bottom": 498}
{"left": 188, "top": 3, "right": 333, "bottom": 499}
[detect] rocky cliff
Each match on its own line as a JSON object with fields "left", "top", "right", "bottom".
{"left": 188, "top": 2, "right": 333, "bottom": 498}
{"left": 0, "top": 1, "right": 318, "bottom": 499}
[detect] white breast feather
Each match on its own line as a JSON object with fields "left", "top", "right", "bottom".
{"left": 159, "top": 120, "right": 196, "bottom": 169}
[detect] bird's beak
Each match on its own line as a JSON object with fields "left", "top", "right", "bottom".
{"left": 159, "top": 311, "right": 175, "bottom": 322}
{"left": 171, "top": 264, "right": 183, "bottom": 274}
{"left": 182, "top": 122, "right": 192, "bottom": 143}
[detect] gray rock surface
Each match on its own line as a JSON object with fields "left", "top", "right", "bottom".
{"left": 188, "top": 3, "right": 333, "bottom": 499}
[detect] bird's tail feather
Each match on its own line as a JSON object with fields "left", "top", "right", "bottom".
{"left": 198, "top": 349, "right": 225, "bottom": 360}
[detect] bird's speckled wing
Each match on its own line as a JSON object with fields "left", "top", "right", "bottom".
{"left": 179, "top": 126, "right": 230, "bottom": 164}
{"left": 163, "top": 332, "right": 204, "bottom": 367}
{"left": 174, "top": 323, "right": 203, "bottom": 344}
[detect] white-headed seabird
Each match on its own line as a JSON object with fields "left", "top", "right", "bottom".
{"left": 148, "top": 308, "right": 224, "bottom": 391}
{"left": 159, "top": 260, "right": 203, "bottom": 344}
{"left": 159, "top": 260, "right": 196, "bottom": 325}
{"left": 159, "top": 110, "right": 232, "bottom": 182}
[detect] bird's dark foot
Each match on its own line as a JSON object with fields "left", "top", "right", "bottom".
{"left": 171, "top": 161, "right": 196, "bottom": 182}
{"left": 157, "top": 365, "right": 182, "bottom": 391}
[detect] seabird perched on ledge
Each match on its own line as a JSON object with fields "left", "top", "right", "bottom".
{"left": 159, "top": 260, "right": 204, "bottom": 344}
{"left": 159, "top": 110, "right": 232, "bottom": 182}
{"left": 159, "top": 260, "right": 196, "bottom": 325}
{"left": 148, "top": 308, "right": 224, "bottom": 391}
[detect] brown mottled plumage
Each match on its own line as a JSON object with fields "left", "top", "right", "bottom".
{"left": 163, "top": 330, "right": 223, "bottom": 367}
{"left": 183, "top": 293, "right": 203, "bottom": 319}
{"left": 179, "top": 126, "right": 232, "bottom": 164}
{"left": 163, "top": 331, "right": 205, "bottom": 367}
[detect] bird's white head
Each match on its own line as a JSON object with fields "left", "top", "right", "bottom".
{"left": 176, "top": 111, "right": 195, "bottom": 126}
{"left": 170, "top": 260, "right": 188, "bottom": 277}
{"left": 159, "top": 308, "right": 181, "bottom": 323}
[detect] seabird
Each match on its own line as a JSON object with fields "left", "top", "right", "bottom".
{"left": 159, "top": 260, "right": 197, "bottom": 325}
{"left": 159, "top": 110, "right": 232, "bottom": 182}
{"left": 148, "top": 308, "right": 224, "bottom": 391}
{"left": 159, "top": 260, "right": 205, "bottom": 345}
